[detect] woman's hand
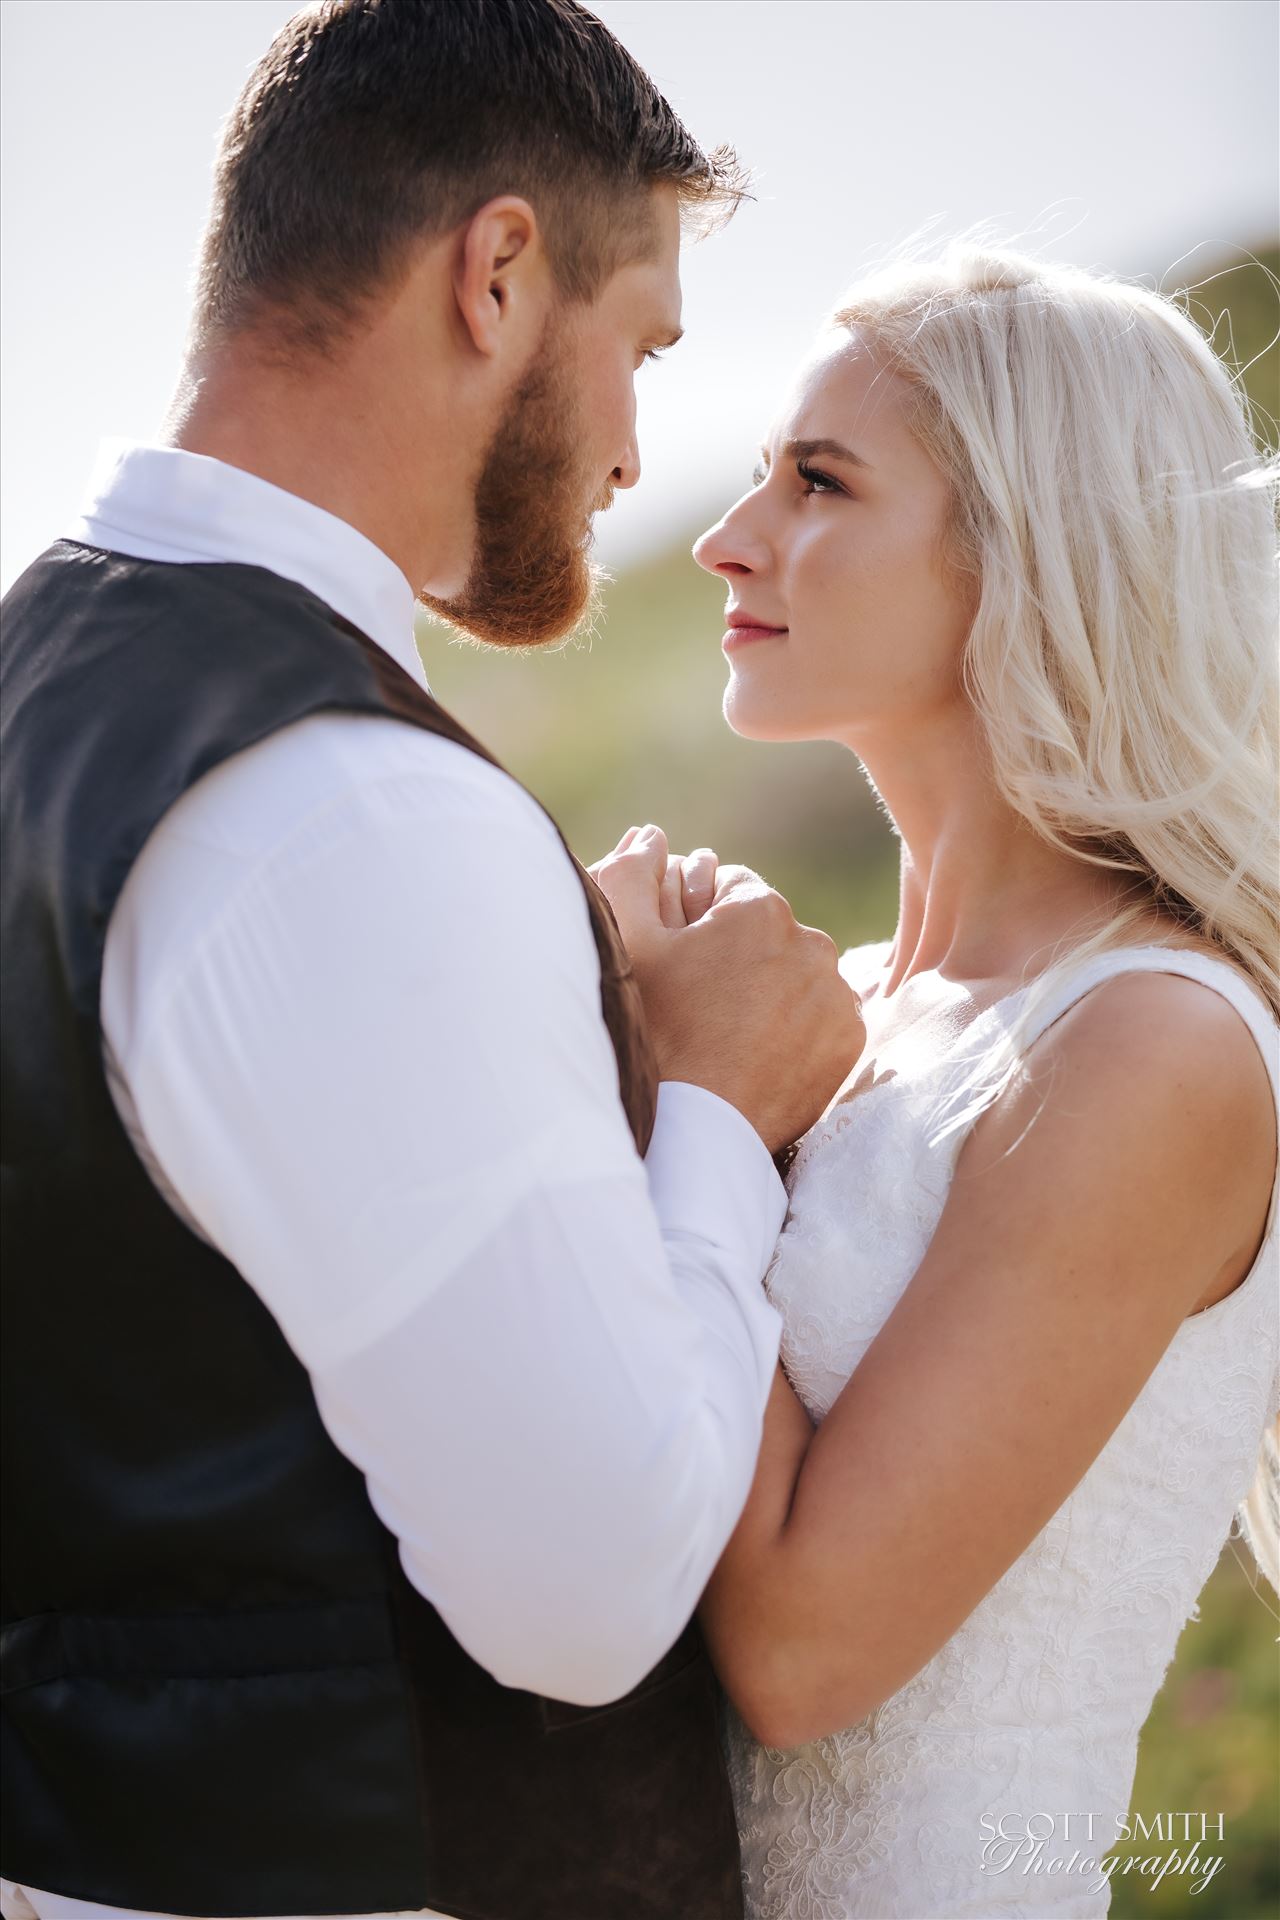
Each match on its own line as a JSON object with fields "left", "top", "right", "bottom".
{"left": 590, "top": 825, "right": 720, "bottom": 927}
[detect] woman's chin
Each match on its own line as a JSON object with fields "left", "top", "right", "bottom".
{"left": 722, "top": 683, "right": 819, "bottom": 743}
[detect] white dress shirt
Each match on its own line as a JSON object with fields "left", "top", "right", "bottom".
{"left": 1, "top": 441, "right": 786, "bottom": 1920}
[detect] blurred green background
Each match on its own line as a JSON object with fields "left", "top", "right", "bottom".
{"left": 420, "top": 246, "right": 1279, "bottom": 1919}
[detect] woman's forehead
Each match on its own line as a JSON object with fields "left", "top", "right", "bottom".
{"left": 770, "top": 329, "right": 910, "bottom": 448}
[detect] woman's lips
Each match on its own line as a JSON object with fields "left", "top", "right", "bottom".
{"left": 722, "top": 623, "right": 788, "bottom": 651}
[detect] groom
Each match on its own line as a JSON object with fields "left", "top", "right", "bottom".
{"left": 0, "top": 4, "right": 861, "bottom": 1917}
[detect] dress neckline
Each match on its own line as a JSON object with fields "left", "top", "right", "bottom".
{"left": 842, "top": 938, "right": 1275, "bottom": 1051}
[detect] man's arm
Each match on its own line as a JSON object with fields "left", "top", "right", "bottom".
{"left": 101, "top": 716, "right": 787, "bottom": 1704}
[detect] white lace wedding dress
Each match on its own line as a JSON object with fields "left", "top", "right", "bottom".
{"left": 722, "top": 943, "right": 1280, "bottom": 1920}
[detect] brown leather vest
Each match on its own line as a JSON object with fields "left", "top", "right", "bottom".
{"left": 0, "top": 543, "right": 745, "bottom": 1919}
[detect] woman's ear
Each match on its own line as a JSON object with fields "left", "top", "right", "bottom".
{"left": 453, "top": 196, "right": 548, "bottom": 358}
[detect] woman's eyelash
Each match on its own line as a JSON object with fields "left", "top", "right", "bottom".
{"left": 796, "top": 459, "right": 842, "bottom": 496}
{"left": 749, "top": 460, "right": 844, "bottom": 495}
{"left": 640, "top": 348, "right": 667, "bottom": 366}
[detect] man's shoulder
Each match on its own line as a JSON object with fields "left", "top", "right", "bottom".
{"left": 102, "top": 705, "right": 590, "bottom": 1064}
{"left": 148, "top": 704, "right": 564, "bottom": 869}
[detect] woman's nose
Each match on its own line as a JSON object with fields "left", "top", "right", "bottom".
{"left": 693, "top": 500, "right": 763, "bottom": 576}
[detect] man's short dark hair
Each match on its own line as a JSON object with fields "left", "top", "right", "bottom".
{"left": 194, "top": 0, "right": 748, "bottom": 354}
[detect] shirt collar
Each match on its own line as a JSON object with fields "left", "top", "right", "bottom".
{"left": 66, "top": 438, "right": 429, "bottom": 690}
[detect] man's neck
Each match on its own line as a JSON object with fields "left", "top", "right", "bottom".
{"left": 163, "top": 342, "right": 474, "bottom": 601}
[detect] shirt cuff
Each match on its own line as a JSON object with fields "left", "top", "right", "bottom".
{"left": 644, "top": 1080, "right": 789, "bottom": 1281}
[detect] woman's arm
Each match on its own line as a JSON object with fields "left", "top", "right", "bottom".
{"left": 697, "top": 970, "right": 1276, "bottom": 1750}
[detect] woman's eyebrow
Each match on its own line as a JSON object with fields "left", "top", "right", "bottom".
{"left": 761, "top": 436, "right": 874, "bottom": 471}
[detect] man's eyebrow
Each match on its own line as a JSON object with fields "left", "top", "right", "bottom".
{"left": 759, "top": 436, "right": 873, "bottom": 471}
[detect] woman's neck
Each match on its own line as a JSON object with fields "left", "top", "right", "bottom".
{"left": 849, "top": 706, "right": 1148, "bottom": 1000}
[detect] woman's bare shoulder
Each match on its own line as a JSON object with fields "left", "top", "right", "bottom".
{"left": 1020, "top": 961, "right": 1274, "bottom": 1114}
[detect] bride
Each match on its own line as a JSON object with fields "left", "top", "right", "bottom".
{"left": 596, "top": 242, "right": 1279, "bottom": 1919}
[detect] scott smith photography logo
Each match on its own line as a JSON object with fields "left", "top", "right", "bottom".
{"left": 979, "top": 1811, "right": 1227, "bottom": 1896}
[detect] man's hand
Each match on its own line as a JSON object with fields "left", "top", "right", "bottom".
{"left": 588, "top": 825, "right": 865, "bottom": 1157}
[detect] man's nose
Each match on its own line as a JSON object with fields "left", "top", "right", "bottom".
{"left": 611, "top": 431, "right": 641, "bottom": 492}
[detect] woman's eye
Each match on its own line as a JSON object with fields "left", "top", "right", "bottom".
{"left": 751, "top": 465, "right": 767, "bottom": 488}
{"left": 640, "top": 348, "right": 667, "bottom": 367}
{"left": 796, "top": 460, "right": 842, "bottom": 497}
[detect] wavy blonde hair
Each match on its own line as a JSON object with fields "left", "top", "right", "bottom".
{"left": 830, "top": 242, "right": 1280, "bottom": 1597}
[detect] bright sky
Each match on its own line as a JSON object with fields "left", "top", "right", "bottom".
{"left": 2, "top": 0, "right": 1275, "bottom": 591}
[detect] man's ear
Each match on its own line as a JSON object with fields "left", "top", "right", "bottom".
{"left": 453, "top": 196, "right": 549, "bottom": 358}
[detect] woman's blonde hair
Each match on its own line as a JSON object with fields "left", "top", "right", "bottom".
{"left": 830, "top": 240, "right": 1280, "bottom": 1596}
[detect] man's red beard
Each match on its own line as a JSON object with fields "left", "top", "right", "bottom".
{"left": 420, "top": 330, "right": 612, "bottom": 649}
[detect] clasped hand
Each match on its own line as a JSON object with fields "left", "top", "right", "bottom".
{"left": 586, "top": 824, "right": 865, "bottom": 1157}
